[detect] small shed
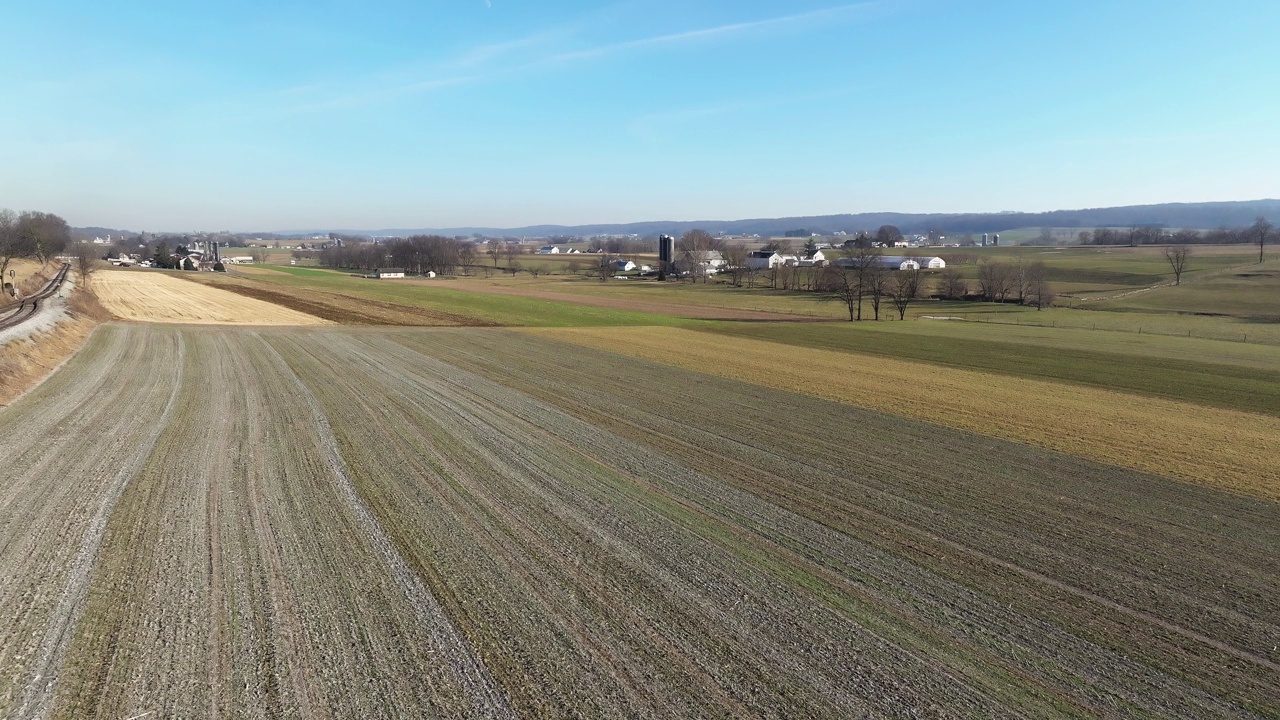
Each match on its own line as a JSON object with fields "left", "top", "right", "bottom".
{"left": 375, "top": 267, "right": 406, "bottom": 279}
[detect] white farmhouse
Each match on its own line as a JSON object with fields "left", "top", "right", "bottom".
{"left": 746, "top": 250, "right": 782, "bottom": 269}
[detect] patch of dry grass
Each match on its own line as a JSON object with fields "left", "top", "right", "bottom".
{"left": 528, "top": 326, "right": 1280, "bottom": 499}
{"left": 94, "top": 269, "right": 332, "bottom": 325}
{"left": 0, "top": 280, "right": 112, "bottom": 407}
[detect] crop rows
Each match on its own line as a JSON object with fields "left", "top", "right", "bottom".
{"left": 525, "top": 325, "right": 1280, "bottom": 498}
{"left": 2, "top": 324, "right": 1276, "bottom": 717}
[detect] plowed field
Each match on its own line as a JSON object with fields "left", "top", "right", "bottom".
{"left": 94, "top": 270, "right": 331, "bottom": 325}
{"left": 2, "top": 324, "right": 1276, "bottom": 718}
{"left": 529, "top": 326, "right": 1280, "bottom": 499}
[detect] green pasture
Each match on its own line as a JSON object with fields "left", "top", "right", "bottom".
{"left": 1091, "top": 264, "right": 1280, "bottom": 320}
{"left": 234, "top": 264, "right": 690, "bottom": 328}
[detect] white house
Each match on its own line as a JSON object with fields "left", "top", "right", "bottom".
{"left": 796, "top": 250, "right": 826, "bottom": 267}
{"left": 611, "top": 259, "right": 637, "bottom": 272}
{"left": 537, "top": 245, "right": 560, "bottom": 254}
{"left": 746, "top": 250, "right": 782, "bottom": 269}
{"left": 680, "top": 250, "right": 726, "bottom": 272}
{"left": 375, "top": 267, "right": 406, "bottom": 279}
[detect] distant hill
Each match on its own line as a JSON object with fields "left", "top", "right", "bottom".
{"left": 71, "top": 226, "right": 135, "bottom": 240}
{"left": 309, "top": 199, "right": 1280, "bottom": 238}
{"left": 80, "top": 199, "right": 1280, "bottom": 240}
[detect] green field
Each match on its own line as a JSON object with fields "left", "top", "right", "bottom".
{"left": 701, "top": 320, "right": 1280, "bottom": 417}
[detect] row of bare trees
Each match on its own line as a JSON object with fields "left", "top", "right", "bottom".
{"left": 318, "top": 236, "right": 478, "bottom": 275}
{"left": 912, "top": 259, "right": 1054, "bottom": 308}
{"left": 1083, "top": 217, "right": 1272, "bottom": 263}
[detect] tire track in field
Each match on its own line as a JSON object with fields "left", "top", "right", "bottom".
{"left": 257, "top": 339, "right": 515, "bottom": 720}
{"left": 15, "top": 332, "right": 186, "bottom": 720}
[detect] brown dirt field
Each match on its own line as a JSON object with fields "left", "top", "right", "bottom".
{"left": 183, "top": 271, "right": 491, "bottom": 326}
{"left": 527, "top": 326, "right": 1280, "bottom": 500}
{"left": 94, "top": 270, "right": 332, "bottom": 325}
{"left": 418, "top": 277, "right": 840, "bottom": 322}
{"left": 3, "top": 325, "right": 1277, "bottom": 717}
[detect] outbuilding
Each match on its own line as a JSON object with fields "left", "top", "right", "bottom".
{"left": 375, "top": 267, "right": 406, "bottom": 279}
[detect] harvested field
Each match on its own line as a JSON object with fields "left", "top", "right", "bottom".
{"left": 527, "top": 326, "right": 1280, "bottom": 500}
{"left": 94, "top": 270, "right": 331, "bottom": 325}
{"left": 184, "top": 271, "right": 492, "bottom": 326}
{"left": 1, "top": 323, "right": 1276, "bottom": 718}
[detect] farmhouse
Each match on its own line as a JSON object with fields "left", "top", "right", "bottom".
{"left": 611, "top": 259, "right": 637, "bottom": 272}
{"left": 374, "top": 267, "right": 406, "bottom": 279}
{"left": 747, "top": 250, "right": 782, "bottom": 269}
{"left": 537, "top": 245, "right": 560, "bottom": 254}
{"left": 796, "top": 250, "right": 826, "bottom": 267}
{"left": 679, "top": 250, "right": 726, "bottom": 274}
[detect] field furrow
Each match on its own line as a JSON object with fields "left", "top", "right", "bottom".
{"left": 3, "top": 322, "right": 1277, "bottom": 718}
{"left": 0, "top": 326, "right": 184, "bottom": 716}
{"left": 399, "top": 327, "right": 1280, "bottom": 717}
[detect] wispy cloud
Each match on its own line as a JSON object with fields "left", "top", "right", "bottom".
{"left": 548, "top": 2, "right": 884, "bottom": 65}
{"left": 275, "top": 2, "right": 884, "bottom": 113}
{"left": 627, "top": 85, "right": 866, "bottom": 144}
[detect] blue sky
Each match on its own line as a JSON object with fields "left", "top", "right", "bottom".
{"left": 1, "top": 0, "right": 1277, "bottom": 231}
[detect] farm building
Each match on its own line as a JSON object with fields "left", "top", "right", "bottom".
{"left": 678, "top": 250, "right": 726, "bottom": 274}
{"left": 796, "top": 250, "right": 826, "bottom": 267}
{"left": 610, "top": 259, "right": 637, "bottom": 272}
{"left": 747, "top": 251, "right": 782, "bottom": 269}
{"left": 835, "top": 256, "right": 933, "bottom": 271}
{"left": 537, "top": 245, "right": 560, "bottom": 254}
{"left": 374, "top": 267, "right": 406, "bottom": 279}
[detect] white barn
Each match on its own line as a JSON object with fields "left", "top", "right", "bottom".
{"left": 375, "top": 267, "right": 406, "bottom": 279}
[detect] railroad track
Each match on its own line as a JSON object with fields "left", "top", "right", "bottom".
{"left": 0, "top": 263, "right": 72, "bottom": 333}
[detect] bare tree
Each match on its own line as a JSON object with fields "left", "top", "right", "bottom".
{"left": 1252, "top": 216, "right": 1272, "bottom": 264}
{"left": 507, "top": 259, "right": 522, "bottom": 277}
{"left": 72, "top": 242, "right": 100, "bottom": 285}
{"left": 16, "top": 211, "right": 70, "bottom": 264}
{"left": 486, "top": 243, "right": 501, "bottom": 267}
{"left": 1163, "top": 245, "right": 1192, "bottom": 285}
{"left": 1026, "top": 261, "right": 1054, "bottom": 309}
{"left": 820, "top": 265, "right": 861, "bottom": 321}
{"left": 936, "top": 266, "right": 967, "bottom": 299}
{"left": 976, "top": 258, "right": 1013, "bottom": 302}
{"left": 594, "top": 253, "right": 615, "bottom": 282}
{"left": 1013, "top": 258, "right": 1031, "bottom": 305}
{"left": 867, "top": 261, "right": 890, "bottom": 320}
{"left": 677, "top": 229, "right": 724, "bottom": 252}
{"left": 722, "top": 242, "right": 748, "bottom": 287}
{"left": 1076, "top": 230, "right": 1092, "bottom": 245}
{"left": 0, "top": 209, "right": 36, "bottom": 292}
{"left": 501, "top": 242, "right": 521, "bottom": 267}
{"left": 835, "top": 245, "right": 880, "bottom": 320}
{"left": 890, "top": 267, "right": 922, "bottom": 320}
{"left": 458, "top": 243, "right": 477, "bottom": 275}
